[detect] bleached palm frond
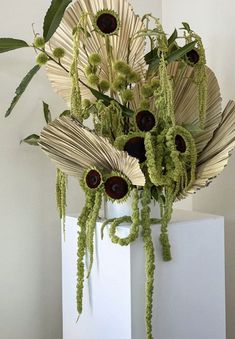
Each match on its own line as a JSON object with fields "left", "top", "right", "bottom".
{"left": 46, "top": 0, "right": 146, "bottom": 104}
{"left": 188, "top": 100, "right": 235, "bottom": 193}
{"left": 39, "top": 116, "right": 145, "bottom": 186}
{"left": 168, "top": 62, "right": 222, "bottom": 154}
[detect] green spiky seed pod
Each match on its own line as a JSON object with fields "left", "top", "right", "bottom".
{"left": 36, "top": 52, "right": 48, "bottom": 66}
{"left": 85, "top": 65, "right": 93, "bottom": 76}
{"left": 122, "top": 89, "right": 134, "bottom": 102}
{"left": 151, "top": 78, "right": 160, "bottom": 90}
{"left": 112, "top": 76, "right": 126, "bottom": 92}
{"left": 89, "top": 53, "right": 102, "bottom": 66}
{"left": 82, "top": 99, "right": 91, "bottom": 108}
{"left": 140, "top": 99, "right": 150, "bottom": 110}
{"left": 127, "top": 71, "right": 141, "bottom": 83}
{"left": 53, "top": 47, "right": 66, "bottom": 59}
{"left": 113, "top": 60, "right": 132, "bottom": 75}
{"left": 88, "top": 74, "right": 99, "bottom": 86}
{"left": 34, "top": 36, "right": 45, "bottom": 49}
{"left": 141, "top": 84, "right": 154, "bottom": 98}
{"left": 99, "top": 79, "right": 110, "bottom": 92}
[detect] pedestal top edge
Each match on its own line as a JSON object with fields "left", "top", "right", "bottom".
{"left": 65, "top": 209, "right": 224, "bottom": 225}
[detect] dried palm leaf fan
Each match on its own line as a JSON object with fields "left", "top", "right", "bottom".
{"left": 37, "top": 1, "right": 235, "bottom": 338}
{"left": 40, "top": 116, "right": 145, "bottom": 186}
{"left": 46, "top": 0, "right": 146, "bottom": 103}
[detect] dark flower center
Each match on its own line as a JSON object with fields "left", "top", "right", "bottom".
{"left": 105, "top": 176, "right": 129, "bottom": 200}
{"left": 136, "top": 110, "right": 156, "bottom": 132}
{"left": 86, "top": 170, "right": 101, "bottom": 189}
{"left": 186, "top": 49, "right": 200, "bottom": 64}
{"left": 124, "top": 137, "right": 146, "bottom": 163}
{"left": 175, "top": 135, "right": 187, "bottom": 153}
{"left": 96, "top": 13, "right": 118, "bottom": 34}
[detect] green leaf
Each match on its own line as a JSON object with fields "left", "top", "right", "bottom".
{"left": 0, "top": 38, "right": 28, "bottom": 53}
{"left": 168, "top": 29, "right": 178, "bottom": 46}
{"left": 5, "top": 65, "right": 41, "bottom": 117}
{"left": 145, "top": 48, "right": 158, "bottom": 65}
{"left": 43, "top": 101, "right": 52, "bottom": 123}
{"left": 89, "top": 87, "right": 134, "bottom": 117}
{"left": 43, "top": 0, "right": 72, "bottom": 42}
{"left": 146, "top": 41, "right": 196, "bottom": 76}
{"left": 60, "top": 110, "right": 71, "bottom": 117}
{"left": 183, "top": 123, "right": 203, "bottom": 135}
{"left": 20, "top": 134, "right": 40, "bottom": 146}
{"left": 167, "top": 41, "right": 196, "bottom": 63}
{"left": 181, "top": 22, "right": 191, "bottom": 33}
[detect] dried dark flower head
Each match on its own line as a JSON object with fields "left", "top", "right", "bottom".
{"left": 136, "top": 110, "right": 156, "bottom": 132}
{"left": 186, "top": 49, "right": 200, "bottom": 64}
{"left": 175, "top": 134, "right": 187, "bottom": 153}
{"left": 124, "top": 137, "right": 146, "bottom": 163}
{"left": 105, "top": 176, "right": 129, "bottom": 200}
{"left": 86, "top": 169, "right": 102, "bottom": 189}
{"left": 93, "top": 10, "right": 120, "bottom": 36}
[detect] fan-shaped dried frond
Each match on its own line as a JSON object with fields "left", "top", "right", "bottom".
{"left": 131, "top": 63, "right": 222, "bottom": 148}
{"left": 46, "top": 0, "right": 146, "bottom": 104}
{"left": 176, "top": 101, "right": 235, "bottom": 200}
{"left": 39, "top": 117, "right": 145, "bottom": 186}
{"left": 168, "top": 62, "right": 222, "bottom": 155}
{"left": 189, "top": 100, "right": 235, "bottom": 192}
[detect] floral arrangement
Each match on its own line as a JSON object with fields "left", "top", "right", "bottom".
{"left": 2, "top": 0, "right": 235, "bottom": 338}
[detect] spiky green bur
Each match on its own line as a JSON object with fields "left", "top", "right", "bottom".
{"left": 122, "top": 89, "right": 134, "bottom": 102}
{"left": 127, "top": 71, "right": 141, "bottom": 83}
{"left": 34, "top": 36, "right": 45, "bottom": 48}
{"left": 89, "top": 53, "right": 101, "bottom": 66}
{"left": 53, "top": 47, "right": 66, "bottom": 59}
{"left": 113, "top": 60, "right": 132, "bottom": 75}
{"left": 85, "top": 65, "right": 93, "bottom": 76}
{"left": 140, "top": 99, "right": 150, "bottom": 110}
{"left": 141, "top": 84, "right": 154, "bottom": 98}
{"left": 112, "top": 76, "right": 126, "bottom": 92}
{"left": 88, "top": 74, "right": 99, "bottom": 86}
{"left": 99, "top": 80, "right": 110, "bottom": 92}
{"left": 36, "top": 52, "right": 48, "bottom": 66}
{"left": 82, "top": 99, "right": 91, "bottom": 108}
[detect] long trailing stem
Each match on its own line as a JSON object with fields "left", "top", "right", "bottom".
{"left": 86, "top": 190, "right": 102, "bottom": 278}
{"left": 70, "top": 27, "right": 82, "bottom": 119}
{"left": 105, "top": 36, "right": 114, "bottom": 98}
{"left": 76, "top": 192, "right": 95, "bottom": 315}
{"left": 141, "top": 185, "right": 155, "bottom": 339}
{"left": 109, "top": 188, "right": 140, "bottom": 246}
{"left": 56, "top": 169, "right": 67, "bottom": 240}
{"left": 159, "top": 186, "right": 173, "bottom": 261}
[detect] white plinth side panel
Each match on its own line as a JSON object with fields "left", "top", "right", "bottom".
{"left": 62, "top": 210, "right": 226, "bottom": 339}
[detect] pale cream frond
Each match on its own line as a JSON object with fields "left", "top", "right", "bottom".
{"left": 46, "top": 0, "right": 146, "bottom": 104}
{"left": 39, "top": 116, "right": 145, "bottom": 186}
{"left": 168, "top": 62, "right": 222, "bottom": 155}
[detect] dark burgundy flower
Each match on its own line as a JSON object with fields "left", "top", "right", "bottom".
{"left": 105, "top": 176, "right": 129, "bottom": 200}
{"left": 124, "top": 137, "right": 146, "bottom": 163}
{"left": 86, "top": 170, "right": 102, "bottom": 189}
{"left": 136, "top": 110, "right": 156, "bottom": 132}
{"left": 96, "top": 13, "right": 118, "bottom": 35}
{"left": 175, "top": 135, "right": 187, "bottom": 153}
{"left": 186, "top": 49, "right": 200, "bottom": 64}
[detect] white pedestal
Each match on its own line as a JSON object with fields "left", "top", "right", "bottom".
{"left": 62, "top": 210, "right": 226, "bottom": 339}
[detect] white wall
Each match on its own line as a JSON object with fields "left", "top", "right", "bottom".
{"left": 0, "top": 1, "right": 162, "bottom": 339}
{"left": 0, "top": 1, "right": 80, "bottom": 339}
{"left": 162, "top": 1, "right": 235, "bottom": 338}
{"left": 2, "top": 0, "right": 232, "bottom": 338}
